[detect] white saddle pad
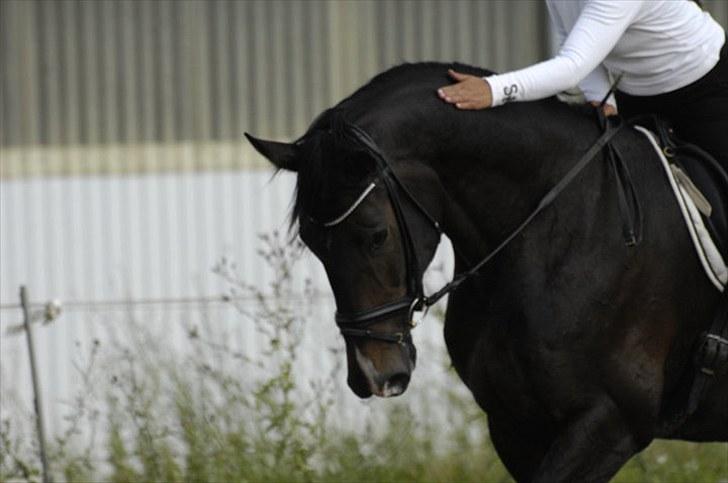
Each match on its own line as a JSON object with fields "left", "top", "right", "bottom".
{"left": 634, "top": 125, "right": 727, "bottom": 292}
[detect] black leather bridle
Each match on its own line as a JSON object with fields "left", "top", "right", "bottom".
{"left": 315, "top": 119, "right": 624, "bottom": 344}
{"left": 318, "top": 124, "right": 442, "bottom": 344}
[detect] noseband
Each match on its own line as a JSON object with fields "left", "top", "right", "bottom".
{"left": 316, "top": 120, "right": 623, "bottom": 344}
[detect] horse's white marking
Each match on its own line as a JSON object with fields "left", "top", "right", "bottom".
{"left": 381, "top": 379, "right": 405, "bottom": 397}
{"left": 354, "top": 345, "right": 382, "bottom": 395}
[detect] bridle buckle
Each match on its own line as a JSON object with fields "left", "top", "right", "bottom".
{"left": 408, "top": 297, "right": 431, "bottom": 329}
{"left": 407, "top": 298, "right": 421, "bottom": 328}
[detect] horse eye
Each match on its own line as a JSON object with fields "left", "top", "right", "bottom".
{"left": 370, "top": 228, "right": 388, "bottom": 252}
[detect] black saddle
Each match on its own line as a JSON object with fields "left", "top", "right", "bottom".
{"left": 641, "top": 116, "right": 728, "bottom": 262}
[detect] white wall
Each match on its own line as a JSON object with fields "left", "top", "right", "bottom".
{"left": 0, "top": 154, "right": 459, "bottom": 439}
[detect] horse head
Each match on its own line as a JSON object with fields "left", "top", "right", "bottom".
{"left": 245, "top": 117, "right": 443, "bottom": 398}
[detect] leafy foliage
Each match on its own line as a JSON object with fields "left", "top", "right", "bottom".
{"left": 1, "top": 232, "right": 726, "bottom": 482}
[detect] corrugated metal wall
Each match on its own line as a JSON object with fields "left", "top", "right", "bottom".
{"left": 4, "top": 0, "right": 726, "bottom": 177}
{"left": 1, "top": 0, "right": 549, "bottom": 177}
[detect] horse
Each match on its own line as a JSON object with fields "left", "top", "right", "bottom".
{"left": 245, "top": 62, "right": 727, "bottom": 482}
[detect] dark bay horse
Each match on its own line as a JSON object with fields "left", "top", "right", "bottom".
{"left": 246, "top": 62, "right": 727, "bottom": 482}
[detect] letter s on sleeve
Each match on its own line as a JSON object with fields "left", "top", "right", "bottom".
{"left": 503, "top": 84, "right": 519, "bottom": 103}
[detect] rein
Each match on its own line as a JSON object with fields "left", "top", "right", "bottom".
{"left": 319, "top": 119, "right": 624, "bottom": 343}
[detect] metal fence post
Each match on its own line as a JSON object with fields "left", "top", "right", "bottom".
{"left": 20, "top": 286, "right": 51, "bottom": 483}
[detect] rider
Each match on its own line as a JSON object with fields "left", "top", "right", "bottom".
{"left": 438, "top": 0, "right": 727, "bottom": 173}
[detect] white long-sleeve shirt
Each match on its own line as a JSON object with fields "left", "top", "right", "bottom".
{"left": 486, "top": 0, "right": 725, "bottom": 107}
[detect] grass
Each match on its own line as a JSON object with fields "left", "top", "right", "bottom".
{"left": 1, "top": 232, "right": 726, "bottom": 482}
{"left": 615, "top": 440, "right": 728, "bottom": 483}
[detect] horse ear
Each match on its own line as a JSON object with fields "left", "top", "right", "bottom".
{"left": 244, "top": 133, "right": 298, "bottom": 172}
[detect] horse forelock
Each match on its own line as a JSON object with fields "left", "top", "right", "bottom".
{"left": 290, "top": 110, "right": 376, "bottom": 232}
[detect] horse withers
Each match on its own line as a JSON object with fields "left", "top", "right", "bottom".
{"left": 246, "top": 62, "right": 727, "bottom": 482}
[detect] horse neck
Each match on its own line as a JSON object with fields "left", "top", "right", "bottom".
{"left": 367, "top": 100, "right": 602, "bottom": 261}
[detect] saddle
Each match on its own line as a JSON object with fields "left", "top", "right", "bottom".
{"left": 651, "top": 118, "right": 728, "bottom": 264}
{"left": 627, "top": 116, "right": 727, "bottom": 289}
{"left": 632, "top": 116, "right": 728, "bottom": 429}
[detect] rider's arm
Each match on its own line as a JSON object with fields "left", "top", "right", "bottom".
{"left": 485, "top": 0, "right": 642, "bottom": 107}
{"left": 580, "top": 65, "right": 616, "bottom": 106}
{"left": 547, "top": 2, "right": 616, "bottom": 107}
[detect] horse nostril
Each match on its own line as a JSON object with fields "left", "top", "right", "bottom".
{"left": 382, "top": 372, "right": 410, "bottom": 397}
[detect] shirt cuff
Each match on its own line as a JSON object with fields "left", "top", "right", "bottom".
{"left": 484, "top": 75, "right": 519, "bottom": 107}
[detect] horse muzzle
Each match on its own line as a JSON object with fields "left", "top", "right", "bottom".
{"left": 347, "top": 335, "right": 416, "bottom": 398}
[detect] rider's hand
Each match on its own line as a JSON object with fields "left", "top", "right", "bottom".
{"left": 438, "top": 69, "right": 493, "bottom": 110}
{"left": 590, "top": 101, "right": 618, "bottom": 117}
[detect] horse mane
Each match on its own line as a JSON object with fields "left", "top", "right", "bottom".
{"left": 289, "top": 63, "right": 483, "bottom": 229}
{"left": 289, "top": 61, "right": 592, "bottom": 232}
{"left": 291, "top": 112, "right": 370, "bottom": 229}
{"left": 353, "top": 61, "right": 495, "bottom": 97}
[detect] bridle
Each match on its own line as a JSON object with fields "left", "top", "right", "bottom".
{"left": 317, "top": 123, "right": 443, "bottom": 344}
{"left": 315, "top": 119, "right": 624, "bottom": 344}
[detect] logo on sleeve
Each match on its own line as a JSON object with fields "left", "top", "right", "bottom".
{"left": 503, "top": 84, "right": 519, "bottom": 103}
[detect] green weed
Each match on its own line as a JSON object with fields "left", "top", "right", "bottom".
{"left": 1, "top": 232, "right": 726, "bottom": 482}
